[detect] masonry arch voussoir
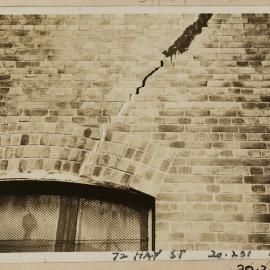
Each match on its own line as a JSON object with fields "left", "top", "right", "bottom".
{"left": 0, "top": 121, "right": 176, "bottom": 197}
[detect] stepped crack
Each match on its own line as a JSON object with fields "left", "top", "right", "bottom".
{"left": 136, "top": 60, "right": 164, "bottom": 95}
{"left": 134, "top": 14, "right": 212, "bottom": 96}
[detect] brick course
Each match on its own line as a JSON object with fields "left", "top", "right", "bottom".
{"left": 1, "top": 13, "right": 270, "bottom": 250}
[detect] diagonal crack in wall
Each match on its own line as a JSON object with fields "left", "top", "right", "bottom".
{"left": 135, "top": 13, "right": 213, "bottom": 95}
{"left": 85, "top": 14, "right": 214, "bottom": 195}
{"left": 136, "top": 60, "right": 164, "bottom": 94}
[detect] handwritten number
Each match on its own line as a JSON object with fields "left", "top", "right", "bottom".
{"left": 236, "top": 265, "right": 264, "bottom": 270}
{"left": 240, "top": 251, "right": 245, "bottom": 258}
{"left": 112, "top": 252, "right": 128, "bottom": 261}
{"left": 232, "top": 251, "right": 239, "bottom": 258}
{"left": 112, "top": 252, "right": 119, "bottom": 261}
{"left": 208, "top": 250, "right": 215, "bottom": 258}
{"left": 237, "top": 265, "right": 244, "bottom": 270}
{"left": 208, "top": 250, "right": 222, "bottom": 259}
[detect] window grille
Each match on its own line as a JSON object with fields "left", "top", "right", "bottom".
{"left": 0, "top": 181, "right": 154, "bottom": 252}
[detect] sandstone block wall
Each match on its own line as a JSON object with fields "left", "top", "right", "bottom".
{"left": 1, "top": 13, "right": 270, "bottom": 250}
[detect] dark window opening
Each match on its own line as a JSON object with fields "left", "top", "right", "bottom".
{"left": 0, "top": 181, "right": 155, "bottom": 252}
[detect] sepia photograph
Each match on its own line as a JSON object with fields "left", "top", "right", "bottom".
{"left": 0, "top": 3, "right": 270, "bottom": 266}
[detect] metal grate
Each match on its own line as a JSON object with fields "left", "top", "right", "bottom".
{"left": 0, "top": 194, "right": 59, "bottom": 252}
{"left": 0, "top": 187, "right": 151, "bottom": 252}
{"left": 75, "top": 199, "right": 149, "bottom": 251}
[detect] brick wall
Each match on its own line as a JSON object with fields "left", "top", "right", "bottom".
{"left": 1, "top": 13, "right": 270, "bottom": 250}
{"left": 1, "top": 0, "right": 270, "bottom": 6}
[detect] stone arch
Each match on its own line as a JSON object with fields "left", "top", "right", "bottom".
{"left": 0, "top": 120, "right": 176, "bottom": 197}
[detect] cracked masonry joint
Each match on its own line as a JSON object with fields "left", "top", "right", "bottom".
{"left": 136, "top": 60, "right": 163, "bottom": 95}
{"left": 134, "top": 14, "right": 212, "bottom": 95}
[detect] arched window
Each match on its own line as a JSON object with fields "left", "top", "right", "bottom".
{"left": 0, "top": 181, "right": 154, "bottom": 252}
